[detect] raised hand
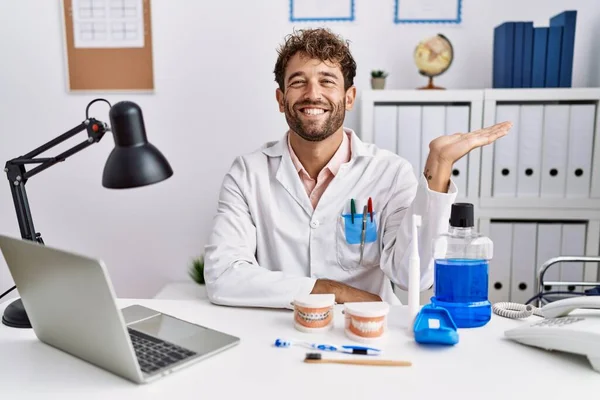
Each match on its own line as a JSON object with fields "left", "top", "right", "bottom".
{"left": 429, "top": 121, "right": 513, "bottom": 165}
{"left": 423, "top": 121, "right": 513, "bottom": 193}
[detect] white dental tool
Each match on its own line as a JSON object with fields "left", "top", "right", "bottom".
{"left": 408, "top": 214, "right": 422, "bottom": 335}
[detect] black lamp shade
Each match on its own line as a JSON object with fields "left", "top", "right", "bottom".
{"left": 102, "top": 101, "right": 173, "bottom": 189}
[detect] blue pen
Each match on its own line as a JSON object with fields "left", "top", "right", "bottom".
{"left": 274, "top": 338, "right": 381, "bottom": 355}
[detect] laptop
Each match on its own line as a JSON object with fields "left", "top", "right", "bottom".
{"left": 0, "top": 234, "right": 240, "bottom": 384}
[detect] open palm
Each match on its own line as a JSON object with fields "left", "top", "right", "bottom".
{"left": 429, "top": 121, "right": 513, "bottom": 164}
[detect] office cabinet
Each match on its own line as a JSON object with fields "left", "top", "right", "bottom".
{"left": 361, "top": 88, "right": 600, "bottom": 305}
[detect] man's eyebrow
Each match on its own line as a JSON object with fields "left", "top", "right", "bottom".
{"left": 287, "top": 71, "right": 305, "bottom": 82}
{"left": 319, "top": 71, "right": 339, "bottom": 79}
{"left": 287, "top": 71, "right": 340, "bottom": 82}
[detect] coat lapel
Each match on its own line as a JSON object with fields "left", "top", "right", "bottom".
{"left": 262, "top": 133, "right": 313, "bottom": 218}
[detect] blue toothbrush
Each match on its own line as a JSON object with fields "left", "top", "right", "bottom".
{"left": 274, "top": 338, "right": 381, "bottom": 355}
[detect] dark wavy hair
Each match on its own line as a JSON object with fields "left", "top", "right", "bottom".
{"left": 274, "top": 28, "right": 357, "bottom": 92}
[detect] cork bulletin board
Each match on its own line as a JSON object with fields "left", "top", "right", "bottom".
{"left": 61, "top": 0, "right": 154, "bottom": 91}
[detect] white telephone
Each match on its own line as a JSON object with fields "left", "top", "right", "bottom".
{"left": 495, "top": 296, "right": 600, "bottom": 373}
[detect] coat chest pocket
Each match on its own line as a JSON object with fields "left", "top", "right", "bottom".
{"left": 336, "top": 213, "right": 380, "bottom": 270}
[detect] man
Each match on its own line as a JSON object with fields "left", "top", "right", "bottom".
{"left": 204, "top": 28, "right": 511, "bottom": 309}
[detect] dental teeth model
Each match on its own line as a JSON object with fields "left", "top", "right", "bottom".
{"left": 292, "top": 294, "right": 335, "bottom": 333}
{"left": 343, "top": 302, "right": 390, "bottom": 343}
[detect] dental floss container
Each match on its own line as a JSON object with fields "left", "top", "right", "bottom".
{"left": 407, "top": 214, "right": 422, "bottom": 335}
{"left": 343, "top": 301, "right": 390, "bottom": 343}
{"left": 292, "top": 294, "right": 335, "bottom": 333}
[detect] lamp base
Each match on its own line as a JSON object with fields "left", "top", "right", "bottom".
{"left": 2, "top": 298, "right": 32, "bottom": 328}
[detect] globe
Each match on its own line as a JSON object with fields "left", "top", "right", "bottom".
{"left": 413, "top": 34, "right": 453, "bottom": 90}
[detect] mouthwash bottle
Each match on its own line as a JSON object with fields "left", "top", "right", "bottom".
{"left": 431, "top": 203, "right": 493, "bottom": 328}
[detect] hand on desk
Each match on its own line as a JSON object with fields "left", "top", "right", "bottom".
{"left": 311, "top": 279, "right": 382, "bottom": 303}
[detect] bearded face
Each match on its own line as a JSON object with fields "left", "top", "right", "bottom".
{"left": 277, "top": 53, "right": 354, "bottom": 142}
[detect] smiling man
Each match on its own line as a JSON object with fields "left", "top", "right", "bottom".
{"left": 204, "top": 28, "right": 511, "bottom": 309}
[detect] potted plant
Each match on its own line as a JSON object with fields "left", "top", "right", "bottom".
{"left": 188, "top": 254, "right": 206, "bottom": 286}
{"left": 371, "top": 70, "right": 388, "bottom": 90}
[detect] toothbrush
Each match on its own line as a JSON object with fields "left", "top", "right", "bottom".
{"left": 408, "top": 214, "right": 422, "bottom": 336}
{"left": 274, "top": 338, "right": 381, "bottom": 355}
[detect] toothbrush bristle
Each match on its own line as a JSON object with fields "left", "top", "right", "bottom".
{"left": 274, "top": 339, "right": 290, "bottom": 347}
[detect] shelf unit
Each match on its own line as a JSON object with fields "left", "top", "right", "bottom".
{"left": 360, "top": 88, "right": 600, "bottom": 304}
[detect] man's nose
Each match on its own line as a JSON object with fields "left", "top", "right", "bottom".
{"left": 303, "top": 81, "right": 322, "bottom": 101}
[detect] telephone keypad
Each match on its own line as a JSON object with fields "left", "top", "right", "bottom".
{"left": 532, "top": 317, "right": 584, "bottom": 328}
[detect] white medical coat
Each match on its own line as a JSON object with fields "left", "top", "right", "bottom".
{"left": 204, "top": 128, "right": 457, "bottom": 309}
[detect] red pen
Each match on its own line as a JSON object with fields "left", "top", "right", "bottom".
{"left": 368, "top": 197, "right": 373, "bottom": 222}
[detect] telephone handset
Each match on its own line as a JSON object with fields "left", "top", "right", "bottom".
{"left": 498, "top": 296, "right": 600, "bottom": 373}
{"left": 493, "top": 295, "right": 600, "bottom": 320}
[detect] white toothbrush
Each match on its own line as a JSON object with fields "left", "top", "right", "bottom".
{"left": 408, "top": 214, "right": 422, "bottom": 335}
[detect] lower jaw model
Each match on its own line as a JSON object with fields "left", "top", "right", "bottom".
{"left": 348, "top": 316, "right": 385, "bottom": 338}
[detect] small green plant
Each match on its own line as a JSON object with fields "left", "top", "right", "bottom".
{"left": 188, "top": 255, "right": 205, "bottom": 285}
{"left": 371, "top": 70, "right": 389, "bottom": 78}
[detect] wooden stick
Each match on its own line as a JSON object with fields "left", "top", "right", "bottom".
{"left": 304, "top": 359, "right": 412, "bottom": 367}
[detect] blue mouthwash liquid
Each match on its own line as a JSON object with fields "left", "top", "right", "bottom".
{"left": 431, "top": 204, "right": 493, "bottom": 328}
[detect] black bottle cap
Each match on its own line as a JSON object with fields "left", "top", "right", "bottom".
{"left": 449, "top": 203, "right": 474, "bottom": 228}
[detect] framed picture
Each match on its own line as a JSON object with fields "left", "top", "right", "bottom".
{"left": 290, "top": 0, "right": 355, "bottom": 22}
{"left": 394, "top": 0, "right": 462, "bottom": 24}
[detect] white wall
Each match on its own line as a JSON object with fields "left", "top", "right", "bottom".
{"left": 1, "top": 0, "right": 599, "bottom": 300}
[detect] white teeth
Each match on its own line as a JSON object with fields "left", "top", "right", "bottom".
{"left": 298, "top": 310, "right": 330, "bottom": 321}
{"left": 351, "top": 318, "right": 383, "bottom": 333}
{"left": 303, "top": 108, "right": 325, "bottom": 115}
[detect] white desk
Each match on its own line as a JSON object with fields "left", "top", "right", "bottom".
{"left": 1, "top": 298, "right": 598, "bottom": 399}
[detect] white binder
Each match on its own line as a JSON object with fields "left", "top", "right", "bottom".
{"left": 540, "top": 105, "right": 570, "bottom": 197}
{"left": 396, "top": 106, "right": 422, "bottom": 178}
{"left": 373, "top": 105, "right": 397, "bottom": 154}
{"left": 492, "top": 105, "right": 520, "bottom": 197}
{"left": 536, "top": 223, "right": 563, "bottom": 292}
{"left": 559, "top": 223, "right": 587, "bottom": 293}
{"left": 510, "top": 223, "right": 537, "bottom": 304}
{"left": 420, "top": 106, "right": 446, "bottom": 174}
{"left": 445, "top": 105, "right": 470, "bottom": 198}
{"left": 488, "top": 222, "right": 513, "bottom": 303}
{"left": 566, "top": 104, "right": 595, "bottom": 198}
{"left": 516, "top": 105, "right": 544, "bottom": 197}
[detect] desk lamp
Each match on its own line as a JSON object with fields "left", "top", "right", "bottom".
{"left": 1, "top": 98, "right": 173, "bottom": 329}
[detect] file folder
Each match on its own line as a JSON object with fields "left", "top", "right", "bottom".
{"left": 488, "top": 222, "right": 513, "bottom": 303}
{"left": 566, "top": 104, "right": 595, "bottom": 198}
{"left": 516, "top": 105, "right": 544, "bottom": 197}
{"left": 510, "top": 223, "right": 537, "bottom": 304}
{"left": 444, "top": 105, "right": 470, "bottom": 198}
{"left": 559, "top": 223, "right": 586, "bottom": 293}
{"left": 420, "top": 106, "right": 446, "bottom": 174}
{"left": 545, "top": 26, "right": 563, "bottom": 88}
{"left": 373, "top": 106, "right": 398, "bottom": 154}
{"left": 492, "top": 105, "right": 520, "bottom": 197}
{"left": 550, "top": 11, "right": 577, "bottom": 88}
{"left": 522, "top": 22, "right": 534, "bottom": 88}
{"left": 531, "top": 27, "right": 548, "bottom": 88}
{"left": 397, "top": 106, "right": 422, "bottom": 179}
{"left": 536, "top": 223, "right": 562, "bottom": 292}
{"left": 540, "top": 105, "right": 569, "bottom": 198}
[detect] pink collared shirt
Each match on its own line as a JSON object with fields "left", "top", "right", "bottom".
{"left": 288, "top": 131, "right": 352, "bottom": 209}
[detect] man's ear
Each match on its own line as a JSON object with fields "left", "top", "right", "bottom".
{"left": 276, "top": 88, "right": 285, "bottom": 113}
{"left": 345, "top": 86, "right": 357, "bottom": 111}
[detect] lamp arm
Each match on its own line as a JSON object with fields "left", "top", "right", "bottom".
{"left": 4, "top": 118, "right": 109, "bottom": 242}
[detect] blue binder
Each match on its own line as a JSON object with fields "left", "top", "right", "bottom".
{"left": 545, "top": 26, "right": 563, "bottom": 88}
{"left": 493, "top": 22, "right": 515, "bottom": 88}
{"left": 532, "top": 27, "right": 548, "bottom": 88}
{"left": 550, "top": 10, "right": 577, "bottom": 87}
{"left": 512, "top": 22, "right": 525, "bottom": 88}
{"left": 521, "top": 22, "right": 534, "bottom": 88}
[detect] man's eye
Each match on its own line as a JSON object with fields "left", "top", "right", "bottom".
{"left": 290, "top": 80, "right": 304, "bottom": 85}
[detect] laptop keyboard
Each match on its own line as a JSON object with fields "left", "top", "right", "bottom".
{"left": 128, "top": 328, "right": 197, "bottom": 374}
